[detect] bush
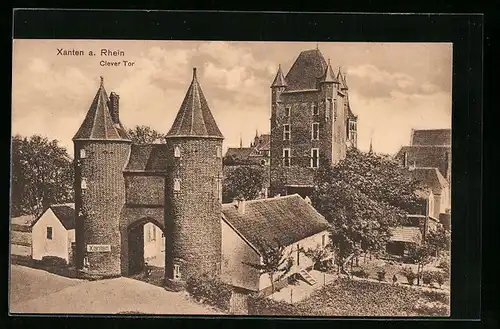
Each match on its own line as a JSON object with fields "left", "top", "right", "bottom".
{"left": 432, "top": 271, "right": 446, "bottom": 288}
{"left": 413, "top": 298, "right": 449, "bottom": 316}
{"left": 422, "top": 290, "right": 450, "bottom": 304}
{"left": 185, "top": 273, "right": 233, "bottom": 311}
{"left": 248, "top": 295, "right": 302, "bottom": 315}
{"left": 421, "top": 271, "right": 433, "bottom": 285}
{"left": 438, "top": 259, "right": 450, "bottom": 276}
{"left": 400, "top": 267, "right": 417, "bottom": 285}
{"left": 40, "top": 256, "right": 67, "bottom": 267}
{"left": 351, "top": 267, "right": 370, "bottom": 279}
{"left": 376, "top": 268, "right": 386, "bottom": 282}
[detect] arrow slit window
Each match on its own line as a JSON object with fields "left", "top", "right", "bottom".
{"left": 173, "top": 178, "right": 181, "bottom": 192}
{"left": 80, "top": 148, "right": 86, "bottom": 159}
{"left": 174, "top": 146, "right": 181, "bottom": 158}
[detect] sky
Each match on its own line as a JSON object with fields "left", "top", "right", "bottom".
{"left": 12, "top": 40, "right": 452, "bottom": 158}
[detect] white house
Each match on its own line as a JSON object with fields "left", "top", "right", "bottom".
{"left": 31, "top": 203, "right": 75, "bottom": 264}
{"left": 221, "top": 194, "right": 331, "bottom": 297}
{"left": 10, "top": 214, "right": 35, "bottom": 257}
{"left": 143, "top": 222, "right": 165, "bottom": 267}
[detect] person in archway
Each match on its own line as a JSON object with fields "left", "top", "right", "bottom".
{"left": 144, "top": 261, "right": 152, "bottom": 279}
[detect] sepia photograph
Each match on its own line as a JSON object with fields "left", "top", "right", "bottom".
{"left": 10, "top": 39, "right": 452, "bottom": 316}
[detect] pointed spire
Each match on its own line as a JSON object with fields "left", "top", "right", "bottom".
{"left": 369, "top": 138, "right": 373, "bottom": 154}
{"left": 337, "top": 67, "right": 348, "bottom": 90}
{"left": 73, "top": 76, "right": 130, "bottom": 141}
{"left": 240, "top": 134, "right": 243, "bottom": 149}
{"left": 320, "top": 58, "right": 337, "bottom": 83}
{"left": 166, "top": 68, "right": 224, "bottom": 139}
{"left": 271, "top": 64, "right": 287, "bottom": 88}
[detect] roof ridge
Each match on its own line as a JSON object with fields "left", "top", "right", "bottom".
{"left": 222, "top": 193, "right": 301, "bottom": 207}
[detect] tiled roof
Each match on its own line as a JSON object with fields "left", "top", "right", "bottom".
{"left": 221, "top": 194, "right": 330, "bottom": 253}
{"left": 411, "top": 129, "right": 451, "bottom": 146}
{"left": 166, "top": 68, "right": 224, "bottom": 139}
{"left": 31, "top": 203, "right": 75, "bottom": 230}
{"left": 253, "top": 134, "right": 270, "bottom": 151}
{"left": 73, "top": 78, "right": 131, "bottom": 141}
{"left": 11, "top": 214, "right": 35, "bottom": 226}
{"left": 225, "top": 147, "right": 254, "bottom": 160}
{"left": 124, "top": 144, "right": 170, "bottom": 172}
{"left": 271, "top": 65, "right": 287, "bottom": 88}
{"left": 409, "top": 167, "right": 448, "bottom": 195}
{"left": 390, "top": 226, "right": 422, "bottom": 244}
{"left": 396, "top": 145, "right": 450, "bottom": 179}
{"left": 284, "top": 49, "right": 328, "bottom": 91}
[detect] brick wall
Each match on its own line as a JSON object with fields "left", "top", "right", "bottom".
{"left": 74, "top": 140, "right": 131, "bottom": 276}
{"left": 125, "top": 174, "right": 165, "bottom": 206}
{"left": 165, "top": 137, "right": 223, "bottom": 283}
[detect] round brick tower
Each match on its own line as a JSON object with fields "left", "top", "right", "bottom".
{"left": 164, "top": 68, "right": 224, "bottom": 290}
{"left": 73, "top": 77, "right": 131, "bottom": 278}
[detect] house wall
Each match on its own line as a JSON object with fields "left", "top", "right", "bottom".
{"left": 143, "top": 222, "right": 165, "bottom": 266}
{"left": 258, "top": 230, "right": 329, "bottom": 291}
{"left": 433, "top": 194, "right": 442, "bottom": 219}
{"left": 32, "top": 209, "right": 70, "bottom": 262}
{"left": 221, "top": 220, "right": 261, "bottom": 291}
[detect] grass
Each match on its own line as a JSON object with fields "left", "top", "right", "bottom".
{"left": 296, "top": 277, "right": 450, "bottom": 316}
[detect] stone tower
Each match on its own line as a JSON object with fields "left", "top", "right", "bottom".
{"left": 164, "top": 68, "right": 224, "bottom": 290}
{"left": 73, "top": 77, "right": 131, "bottom": 278}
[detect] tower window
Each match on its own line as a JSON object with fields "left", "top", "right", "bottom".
{"left": 46, "top": 226, "right": 53, "bottom": 240}
{"left": 311, "top": 148, "right": 319, "bottom": 168}
{"left": 403, "top": 152, "right": 408, "bottom": 167}
{"left": 322, "top": 234, "right": 326, "bottom": 247}
{"left": 215, "top": 177, "right": 223, "bottom": 201}
{"left": 283, "top": 148, "right": 291, "bottom": 167}
{"left": 174, "top": 146, "right": 181, "bottom": 158}
{"left": 174, "top": 178, "right": 181, "bottom": 192}
{"left": 283, "top": 124, "right": 291, "bottom": 141}
{"left": 312, "top": 123, "right": 320, "bottom": 140}
{"left": 332, "top": 99, "right": 337, "bottom": 120}
{"left": 81, "top": 178, "right": 87, "bottom": 190}
{"left": 312, "top": 103, "right": 319, "bottom": 116}
{"left": 216, "top": 146, "right": 222, "bottom": 158}
{"left": 80, "top": 149, "right": 86, "bottom": 159}
{"left": 284, "top": 106, "right": 291, "bottom": 117}
{"left": 173, "top": 264, "right": 181, "bottom": 280}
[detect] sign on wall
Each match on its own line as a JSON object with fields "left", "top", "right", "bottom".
{"left": 87, "top": 244, "right": 111, "bottom": 252}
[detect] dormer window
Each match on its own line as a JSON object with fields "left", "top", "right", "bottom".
{"left": 174, "top": 146, "right": 181, "bottom": 158}
{"left": 81, "top": 178, "right": 87, "bottom": 190}
{"left": 80, "top": 148, "right": 86, "bottom": 159}
{"left": 174, "top": 178, "right": 181, "bottom": 192}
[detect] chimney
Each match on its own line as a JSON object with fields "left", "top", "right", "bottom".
{"left": 108, "top": 92, "right": 120, "bottom": 124}
{"left": 237, "top": 199, "right": 246, "bottom": 215}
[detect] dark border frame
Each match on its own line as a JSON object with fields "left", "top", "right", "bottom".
{"left": 9, "top": 9, "right": 483, "bottom": 326}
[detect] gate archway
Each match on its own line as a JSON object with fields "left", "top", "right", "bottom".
{"left": 126, "top": 217, "right": 165, "bottom": 277}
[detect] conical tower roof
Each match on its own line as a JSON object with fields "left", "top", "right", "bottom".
{"left": 271, "top": 64, "right": 287, "bottom": 88}
{"left": 73, "top": 77, "right": 130, "bottom": 141}
{"left": 320, "top": 59, "right": 338, "bottom": 84}
{"left": 166, "top": 68, "right": 224, "bottom": 139}
{"left": 337, "top": 69, "right": 348, "bottom": 90}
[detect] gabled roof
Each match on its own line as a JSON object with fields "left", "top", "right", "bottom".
{"left": 221, "top": 194, "right": 330, "bottom": 254}
{"left": 225, "top": 147, "right": 254, "bottom": 160}
{"left": 285, "top": 49, "right": 328, "bottom": 91}
{"left": 124, "top": 144, "right": 170, "bottom": 173}
{"left": 166, "top": 68, "right": 224, "bottom": 139}
{"left": 271, "top": 65, "right": 287, "bottom": 88}
{"left": 31, "top": 203, "right": 75, "bottom": 230}
{"left": 409, "top": 167, "right": 448, "bottom": 195}
{"left": 73, "top": 77, "right": 131, "bottom": 141}
{"left": 390, "top": 226, "right": 422, "bottom": 244}
{"left": 411, "top": 129, "right": 451, "bottom": 146}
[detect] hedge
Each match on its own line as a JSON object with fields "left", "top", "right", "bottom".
{"left": 186, "top": 273, "right": 233, "bottom": 312}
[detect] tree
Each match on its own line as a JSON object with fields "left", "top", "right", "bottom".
{"left": 11, "top": 134, "right": 74, "bottom": 217}
{"left": 426, "top": 226, "right": 451, "bottom": 257}
{"left": 312, "top": 170, "right": 397, "bottom": 277}
{"left": 222, "top": 165, "right": 266, "bottom": 203}
{"left": 127, "top": 125, "right": 166, "bottom": 144}
{"left": 243, "top": 238, "right": 294, "bottom": 296}
{"left": 303, "top": 244, "right": 331, "bottom": 270}
{"left": 406, "top": 243, "right": 434, "bottom": 285}
{"left": 326, "top": 148, "right": 427, "bottom": 216}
